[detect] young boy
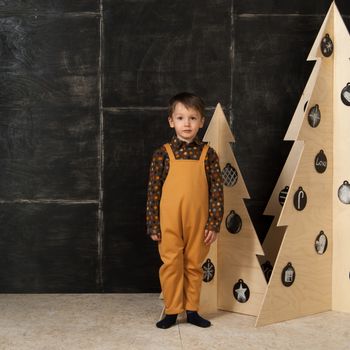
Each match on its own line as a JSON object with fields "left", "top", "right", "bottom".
{"left": 146, "top": 92, "right": 224, "bottom": 329}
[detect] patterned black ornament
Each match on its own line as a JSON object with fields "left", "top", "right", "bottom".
{"left": 315, "top": 231, "right": 328, "bottom": 255}
{"left": 321, "top": 33, "right": 333, "bottom": 57}
{"left": 308, "top": 104, "right": 321, "bottom": 128}
{"left": 233, "top": 279, "right": 250, "bottom": 303}
{"left": 261, "top": 260, "right": 273, "bottom": 282}
{"left": 222, "top": 163, "right": 238, "bottom": 186}
{"left": 338, "top": 181, "right": 350, "bottom": 204}
{"left": 202, "top": 258, "right": 215, "bottom": 283}
{"left": 314, "top": 150, "right": 327, "bottom": 173}
{"left": 225, "top": 210, "right": 242, "bottom": 234}
{"left": 279, "top": 186, "right": 289, "bottom": 206}
{"left": 281, "top": 262, "right": 296, "bottom": 287}
{"left": 341, "top": 83, "right": 350, "bottom": 106}
{"left": 293, "top": 187, "right": 307, "bottom": 211}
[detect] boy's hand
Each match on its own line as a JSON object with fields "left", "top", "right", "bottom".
{"left": 204, "top": 230, "right": 217, "bottom": 245}
{"left": 150, "top": 234, "right": 161, "bottom": 241}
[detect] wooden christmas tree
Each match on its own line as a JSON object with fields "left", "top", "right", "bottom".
{"left": 200, "top": 104, "right": 266, "bottom": 316}
{"left": 256, "top": 1, "right": 350, "bottom": 326}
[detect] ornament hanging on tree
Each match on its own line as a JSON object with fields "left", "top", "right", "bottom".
{"left": 314, "top": 150, "right": 328, "bottom": 173}
{"left": 233, "top": 279, "right": 250, "bottom": 303}
{"left": 221, "top": 163, "right": 238, "bottom": 186}
{"left": 321, "top": 33, "right": 334, "bottom": 57}
{"left": 202, "top": 258, "right": 215, "bottom": 283}
{"left": 225, "top": 210, "right": 242, "bottom": 234}
{"left": 279, "top": 186, "right": 289, "bottom": 206}
{"left": 281, "top": 262, "right": 296, "bottom": 287}
{"left": 340, "top": 83, "right": 350, "bottom": 106}
{"left": 338, "top": 181, "right": 350, "bottom": 204}
{"left": 293, "top": 187, "right": 307, "bottom": 211}
{"left": 308, "top": 104, "right": 321, "bottom": 128}
{"left": 315, "top": 231, "right": 328, "bottom": 255}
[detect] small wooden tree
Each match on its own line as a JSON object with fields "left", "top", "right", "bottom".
{"left": 200, "top": 103, "right": 266, "bottom": 316}
{"left": 257, "top": 2, "right": 350, "bottom": 326}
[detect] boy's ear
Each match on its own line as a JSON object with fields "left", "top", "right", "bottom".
{"left": 200, "top": 117, "right": 205, "bottom": 128}
{"left": 168, "top": 116, "right": 175, "bottom": 128}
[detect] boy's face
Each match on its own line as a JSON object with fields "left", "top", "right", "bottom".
{"left": 168, "top": 102, "right": 204, "bottom": 143}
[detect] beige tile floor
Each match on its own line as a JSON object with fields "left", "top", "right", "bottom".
{"left": 0, "top": 294, "right": 349, "bottom": 350}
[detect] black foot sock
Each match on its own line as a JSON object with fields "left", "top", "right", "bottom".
{"left": 186, "top": 311, "right": 211, "bottom": 328}
{"left": 156, "top": 314, "right": 178, "bottom": 329}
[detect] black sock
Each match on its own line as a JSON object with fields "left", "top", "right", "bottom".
{"left": 186, "top": 311, "right": 211, "bottom": 328}
{"left": 156, "top": 314, "right": 178, "bottom": 329}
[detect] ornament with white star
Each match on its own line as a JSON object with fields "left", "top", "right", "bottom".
{"left": 233, "top": 279, "right": 250, "bottom": 303}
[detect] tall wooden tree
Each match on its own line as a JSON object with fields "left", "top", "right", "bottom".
{"left": 257, "top": 2, "right": 350, "bottom": 326}
{"left": 200, "top": 103, "right": 266, "bottom": 316}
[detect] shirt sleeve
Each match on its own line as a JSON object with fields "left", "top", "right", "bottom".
{"left": 146, "top": 147, "right": 165, "bottom": 236}
{"left": 205, "top": 147, "right": 224, "bottom": 233}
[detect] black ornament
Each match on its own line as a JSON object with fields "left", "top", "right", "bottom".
{"left": 233, "top": 279, "right": 250, "bottom": 303}
{"left": 314, "top": 150, "right": 327, "bottom": 173}
{"left": 261, "top": 260, "right": 273, "bottom": 282}
{"left": 282, "top": 262, "right": 296, "bottom": 287}
{"left": 341, "top": 83, "right": 350, "bottom": 106}
{"left": 303, "top": 100, "right": 309, "bottom": 112}
{"left": 321, "top": 33, "right": 334, "bottom": 57}
{"left": 315, "top": 231, "right": 328, "bottom": 255}
{"left": 202, "top": 259, "right": 215, "bottom": 283}
{"left": 225, "top": 210, "right": 242, "bottom": 234}
{"left": 338, "top": 181, "right": 350, "bottom": 204}
{"left": 279, "top": 186, "right": 289, "bottom": 206}
{"left": 308, "top": 104, "right": 321, "bottom": 128}
{"left": 222, "top": 163, "right": 238, "bottom": 186}
{"left": 293, "top": 187, "right": 307, "bottom": 211}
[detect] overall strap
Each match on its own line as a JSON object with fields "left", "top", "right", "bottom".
{"left": 164, "top": 143, "right": 176, "bottom": 161}
{"left": 199, "top": 144, "right": 210, "bottom": 162}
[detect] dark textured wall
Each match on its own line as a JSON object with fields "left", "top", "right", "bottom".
{"left": 0, "top": 0, "right": 349, "bottom": 292}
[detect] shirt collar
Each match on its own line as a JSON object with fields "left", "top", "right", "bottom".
{"left": 170, "top": 135, "right": 203, "bottom": 149}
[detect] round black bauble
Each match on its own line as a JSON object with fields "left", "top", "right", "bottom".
{"left": 308, "top": 104, "right": 321, "bottom": 128}
{"left": 341, "top": 83, "right": 350, "bottom": 106}
{"left": 314, "top": 150, "right": 327, "bottom": 173}
{"left": 338, "top": 181, "right": 350, "bottom": 204}
{"left": 233, "top": 279, "right": 250, "bottom": 303}
{"left": 293, "top": 187, "right": 307, "bottom": 211}
{"left": 282, "top": 262, "right": 296, "bottom": 287}
{"left": 222, "top": 163, "right": 238, "bottom": 186}
{"left": 315, "top": 231, "right": 328, "bottom": 255}
{"left": 279, "top": 186, "right": 289, "bottom": 206}
{"left": 202, "top": 259, "right": 215, "bottom": 283}
{"left": 225, "top": 210, "right": 242, "bottom": 234}
{"left": 321, "top": 33, "right": 334, "bottom": 57}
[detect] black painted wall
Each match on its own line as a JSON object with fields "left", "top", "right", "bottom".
{"left": 0, "top": 0, "right": 349, "bottom": 292}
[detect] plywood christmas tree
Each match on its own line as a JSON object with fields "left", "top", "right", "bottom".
{"left": 257, "top": 2, "right": 350, "bottom": 326}
{"left": 200, "top": 104, "right": 266, "bottom": 316}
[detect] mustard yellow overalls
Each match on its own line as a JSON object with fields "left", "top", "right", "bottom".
{"left": 159, "top": 143, "right": 210, "bottom": 314}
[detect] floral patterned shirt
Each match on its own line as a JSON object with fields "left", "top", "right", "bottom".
{"left": 146, "top": 135, "right": 224, "bottom": 236}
